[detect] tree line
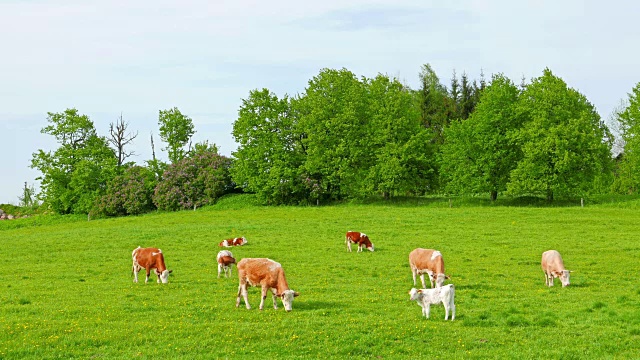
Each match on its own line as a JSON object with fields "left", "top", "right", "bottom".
{"left": 27, "top": 64, "right": 640, "bottom": 215}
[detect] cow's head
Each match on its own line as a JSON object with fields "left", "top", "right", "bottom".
{"left": 279, "top": 290, "right": 300, "bottom": 312}
{"left": 435, "top": 274, "right": 450, "bottom": 288}
{"left": 160, "top": 269, "right": 173, "bottom": 284}
{"left": 559, "top": 270, "right": 571, "bottom": 287}
{"left": 409, "top": 288, "right": 422, "bottom": 301}
{"left": 367, "top": 243, "right": 375, "bottom": 252}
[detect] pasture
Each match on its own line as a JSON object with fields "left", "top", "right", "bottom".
{"left": 1, "top": 195, "right": 640, "bottom": 359}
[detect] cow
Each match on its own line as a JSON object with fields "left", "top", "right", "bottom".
{"left": 409, "top": 248, "right": 450, "bottom": 288}
{"left": 345, "top": 231, "right": 374, "bottom": 252}
{"left": 217, "top": 250, "right": 236, "bottom": 278}
{"left": 236, "top": 258, "right": 299, "bottom": 312}
{"left": 409, "top": 285, "right": 456, "bottom": 320}
{"left": 219, "top": 237, "right": 248, "bottom": 247}
{"left": 132, "top": 246, "right": 172, "bottom": 284}
{"left": 541, "top": 250, "right": 572, "bottom": 287}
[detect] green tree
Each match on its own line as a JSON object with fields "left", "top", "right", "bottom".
{"left": 158, "top": 107, "right": 195, "bottom": 163}
{"left": 418, "top": 64, "right": 449, "bottom": 144}
{"left": 364, "top": 74, "right": 435, "bottom": 198}
{"left": 31, "top": 108, "right": 117, "bottom": 214}
{"left": 507, "top": 69, "right": 612, "bottom": 201}
{"left": 440, "top": 74, "right": 521, "bottom": 200}
{"left": 297, "top": 68, "right": 371, "bottom": 200}
{"left": 231, "top": 89, "right": 306, "bottom": 204}
{"left": 612, "top": 82, "right": 640, "bottom": 193}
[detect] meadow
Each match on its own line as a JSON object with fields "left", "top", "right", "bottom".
{"left": 1, "top": 195, "right": 640, "bottom": 359}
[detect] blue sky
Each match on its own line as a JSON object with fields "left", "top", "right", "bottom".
{"left": 1, "top": 0, "right": 639, "bottom": 204}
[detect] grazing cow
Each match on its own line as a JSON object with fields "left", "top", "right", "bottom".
{"left": 409, "top": 248, "right": 450, "bottom": 288}
{"left": 409, "top": 285, "right": 456, "bottom": 320}
{"left": 236, "top": 258, "right": 299, "bottom": 312}
{"left": 217, "top": 250, "right": 236, "bottom": 278}
{"left": 132, "top": 246, "right": 172, "bottom": 284}
{"left": 219, "top": 237, "right": 248, "bottom": 247}
{"left": 541, "top": 250, "right": 572, "bottom": 287}
{"left": 345, "top": 231, "right": 374, "bottom": 252}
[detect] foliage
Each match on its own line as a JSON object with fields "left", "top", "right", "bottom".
{"left": 18, "top": 182, "right": 38, "bottom": 208}
{"left": 158, "top": 107, "right": 195, "bottom": 163}
{"left": 3, "top": 202, "right": 640, "bottom": 358}
{"left": 364, "top": 74, "right": 435, "bottom": 197}
{"left": 417, "top": 63, "right": 450, "bottom": 144}
{"left": 440, "top": 74, "right": 522, "bottom": 200}
{"left": 153, "top": 147, "right": 233, "bottom": 211}
{"left": 612, "top": 82, "right": 640, "bottom": 193}
{"left": 93, "top": 165, "right": 157, "bottom": 216}
{"left": 507, "top": 69, "right": 613, "bottom": 201}
{"left": 231, "top": 89, "right": 307, "bottom": 204}
{"left": 30, "top": 108, "right": 117, "bottom": 214}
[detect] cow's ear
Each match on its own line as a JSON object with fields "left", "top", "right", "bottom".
{"left": 293, "top": 292, "right": 300, "bottom": 297}
{"left": 417, "top": 289, "right": 423, "bottom": 294}
{"left": 445, "top": 275, "right": 451, "bottom": 279}
{"left": 168, "top": 270, "right": 173, "bottom": 274}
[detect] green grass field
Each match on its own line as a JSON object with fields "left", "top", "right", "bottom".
{"left": 2, "top": 195, "right": 640, "bottom": 359}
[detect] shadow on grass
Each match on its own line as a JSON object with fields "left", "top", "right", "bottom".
{"left": 296, "top": 300, "right": 341, "bottom": 311}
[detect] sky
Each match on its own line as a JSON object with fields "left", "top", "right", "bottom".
{"left": 1, "top": 0, "right": 639, "bottom": 204}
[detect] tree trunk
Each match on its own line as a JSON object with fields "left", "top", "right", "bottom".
{"left": 490, "top": 190, "right": 497, "bottom": 201}
{"left": 546, "top": 189, "right": 554, "bottom": 202}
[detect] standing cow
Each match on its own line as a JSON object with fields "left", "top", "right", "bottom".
{"left": 409, "top": 248, "right": 449, "bottom": 288}
{"left": 217, "top": 250, "right": 236, "bottom": 278}
{"left": 541, "top": 250, "right": 572, "bottom": 287}
{"left": 132, "top": 246, "right": 172, "bottom": 284}
{"left": 236, "top": 258, "right": 299, "bottom": 311}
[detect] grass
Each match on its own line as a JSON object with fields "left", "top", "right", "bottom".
{"left": 1, "top": 194, "right": 640, "bottom": 359}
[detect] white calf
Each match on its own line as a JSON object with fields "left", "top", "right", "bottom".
{"left": 409, "top": 285, "right": 455, "bottom": 320}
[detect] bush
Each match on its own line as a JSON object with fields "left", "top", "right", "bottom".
{"left": 153, "top": 149, "right": 233, "bottom": 211}
{"left": 93, "top": 166, "right": 156, "bottom": 216}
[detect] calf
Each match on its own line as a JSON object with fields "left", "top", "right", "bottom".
{"left": 409, "top": 248, "right": 449, "bottom": 288}
{"left": 132, "top": 246, "right": 172, "bottom": 284}
{"left": 409, "top": 285, "right": 455, "bottom": 320}
{"left": 217, "top": 250, "right": 236, "bottom": 278}
{"left": 236, "top": 258, "right": 299, "bottom": 311}
{"left": 219, "top": 237, "right": 248, "bottom": 247}
{"left": 345, "top": 231, "right": 374, "bottom": 252}
{"left": 541, "top": 250, "right": 572, "bottom": 287}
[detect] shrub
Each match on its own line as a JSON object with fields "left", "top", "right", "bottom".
{"left": 153, "top": 149, "right": 233, "bottom": 211}
{"left": 93, "top": 166, "right": 156, "bottom": 216}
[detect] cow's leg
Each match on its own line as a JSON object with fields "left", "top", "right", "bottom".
{"left": 444, "top": 301, "right": 450, "bottom": 320}
{"left": 271, "top": 288, "right": 278, "bottom": 310}
{"left": 428, "top": 273, "right": 435, "bottom": 288}
{"left": 419, "top": 274, "right": 427, "bottom": 289}
{"left": 155, "top": 269, "right": 161, "bottom": 283}
{"left": 237, "top": 282, "right": 251, "bottom": 309}
{"left": 259, "top": 286, "right": 268, "bottom": 310}
{"left": 450, "top": 299, "right": 456, "bottom": 321}
{"left": 132, "top": 264, "right": 140, "bottom": 283}
{"left": 357, "top": 244, "right": 363, "bottom": 253}
{"left": 217, "top": 264, "right": 222, "bottom": 278}
{"left": 347, "top": 240, "right": 352, "bottom": 252}
{"left": 425, "top": 303, "right": 431, "bottom": 319}
{"left": 227, "top": 265, "right": 232, "bottom": 278}
{"left": 145, "top": 268, "right": 151, "bottom": 283}
{"left": 412, "top": 268, "right": 417, "bottom": 286}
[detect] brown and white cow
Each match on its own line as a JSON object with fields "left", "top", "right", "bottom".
{"left": 236, "top": 258, "right": 299, "bottom": 311}
{"left": 541, "top": 250, "right": 572, "bottom": 287}
{"left": 409, "top": 248, "right": 450, "bottom": 288}
{"left": 217, "top": 250, "right": 236, "bottom": 278}
{"left": 345, "top": 231, "right": 374, "bottom": 252}
{"left": 132, "top": 246, "right": 172, "bottom": 284}
{"left": 219, "top": 237, "right": 248, "bottom": 247}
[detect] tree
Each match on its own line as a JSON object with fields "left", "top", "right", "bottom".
{"left": 364, "top": 74, "right": 435, "bottom": 198}
{"left": 507, "top": 69, "right": 612, "bottom": 201}
{"left": 231, "top": 89, "right": 307, "bottom": 204}
{"left": 93, "top": 166, "right": 156, "bottom": 216}
{"left": 440, "top": 74, "right": 521, "bottom": 200}
{"left": 158, "top": 107, "right": 195, "bottom": 163}
{"left": 612, "top": 83, "right": 640, "bottom": 193}
{"left": 417, "top": 64, "right": 449, "bottom": 144}
{"left": 31, "top": 108, "right": 117, "bottom": 213}
{"left": 296, "top": 68, "right": 371, "bottom": 200}
{"left": 108, "top": 113, "right": 138, "bottom": 167}
{"left": 18, "top": 182, "right": 38, "bottom": 207}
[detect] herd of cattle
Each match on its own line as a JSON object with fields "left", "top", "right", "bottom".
{"left": 131, "top": 232, "right": 573, "bottom": 318}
